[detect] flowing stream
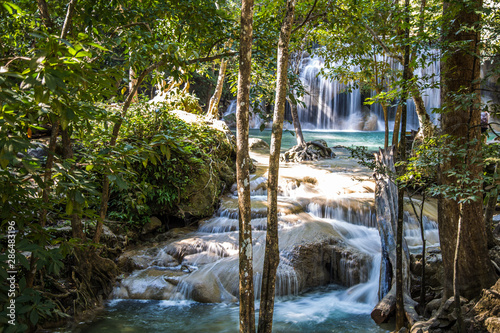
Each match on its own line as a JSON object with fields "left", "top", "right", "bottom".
{"left": 74, "top": 131, "right": 439, "bottom": 333}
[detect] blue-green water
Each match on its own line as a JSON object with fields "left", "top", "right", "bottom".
{"left": 74, "top": 130, "right": 394, "bottom": 333}
{"left": 75, "top": 285, "right": 391, "bottom": 333}
{"left": 249, "top": 129, "right": 392, "bottom": 151}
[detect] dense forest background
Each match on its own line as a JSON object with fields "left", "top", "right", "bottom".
{"left": 1, "top": 0, "right": 500, "bottom": 332}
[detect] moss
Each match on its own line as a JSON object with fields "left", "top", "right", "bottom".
{"left": 107, "top": 107, "right": 236, "bottom": 227}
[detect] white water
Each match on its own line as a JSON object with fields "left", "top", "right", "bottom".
{"left": 224, "top": 53, "right": 441, "bottom": 131}
{"left": 78, "top": 137, "right": 439, "bottom": 333}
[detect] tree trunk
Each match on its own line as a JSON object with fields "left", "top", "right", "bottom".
{"left": 207, "top": 58, "right": 228, "bottom": 119}
{"left": 375, "top": 86, "right": 389, "bottom": 149}
{"left": 408, "top": 191, "right": 427, "bottom": 311}
{"left": 392, "top": 105, "right": 402, "bottom": 148}
{"left": 396, "top": 4, "right": 410, "bottom": 328}
{"left": 439, "top": 0, "right": 496, "bottom": 300}
{"left": 372, "top": 147, "right": 416, "bottom": 326}
{"left": 382, "top": 104, "right": 389, "bottom": 149}
{"left": 36, "top": 0, "right": 52, "bottom": 30}
{"left": 408, "top": 78, "right": 434, "bottom": 140}
{"left": 289, "top": 100, "right": 305, "bottom": 146}
{"left": 129, "top": 65, "right": 138, "bottom": 103}
{"left": 484, "top": 163, "right": 497, "bottom": 249}
{"left": 60, "top": 0, "right": 77, "bottom": 39}
{"left": 41, "top": 120, "right": 59, "bottom": 227}
{"left": 236, "top": 1, "right": 256, "bottom": 332}
{"left": 258, "top": 2, "right": 296, "bottom": 332}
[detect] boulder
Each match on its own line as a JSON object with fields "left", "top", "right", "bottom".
{"left": 465, "top": 278, "right": 500, "bottom": 332}
{"left": 354, "top": 106, "right": 379, "bottom": 131}
{"left": 142, "top": 216, "right": 162, "bottom": 235}
{"left": 248, "top": 138, "right": 270, "bottom": 150}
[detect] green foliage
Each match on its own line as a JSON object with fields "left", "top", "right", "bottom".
{"left": 0, "top": 0, "right": 237, "bottom": 328}
{"left": 346, "top": 145, "right": 377, "bottom": 170}
{"left": 399, "top": 135, "right": 495, "bottom": 204}
{"left": 106, "top": 103, "right": 233, "bottom": 223}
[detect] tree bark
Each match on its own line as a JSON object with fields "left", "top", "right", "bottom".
{"left": 289, "top": 101, "right": 305, "bottom": 146}
{"left": 207, "top": 56, "right": 228, "bottom": 119}
{"left": 60, "top": 0, "right": 77, "bottom": 39}
{"left": 484, "top": 163, "right": 497, "bottom": 249}
{"left": 37, "top": 0, "right": 53, "bottom": 30}
{"left": 396, "top": 3, "right": 410, "bottom": 328}
{"left": 392, "top": 105, "right": 402, "bottom": 148}
{"left": 372, "top": 147, "right": 415, "bottom": 326}
{"left": 439, "top": 0, "right": 496, "bottom": 300}
{"left": 236, "top": 1, "right": 256, "bottom": 332}
{"left": 258, "top": 2, "right": 296, "bottom": 332}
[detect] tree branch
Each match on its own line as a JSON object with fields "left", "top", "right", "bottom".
{"left": 292, "top": 0, "right": 319, "bottom": 34}
{"left": 112, "top": 22, "right": 153, "bottom": 35}
{"left": 60, "top": 0, "right": 77, "bottom": 39}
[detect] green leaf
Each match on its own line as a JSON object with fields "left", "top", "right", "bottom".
{"left": 30, "top": 309, "right": 39, "bottom": 325}
{"left": 74, "top": 191, "right": 85, "bottom": 204}
{"left": 88, "top": 42, "right": 109, "bottom": 51}
{"left": 66, "top": 200, "right": 73, "bottom": 215}
{"left": 44, "top": 73, "right": 56, "bottom": 92}
{"left": 115, "top": 175, "right": 128, "bottom": 190}
{"left": 0, "top": 158, "right": 9, "bottom": 169}
{"left": 85, "top": 164, "right": 94, "bottom": 171}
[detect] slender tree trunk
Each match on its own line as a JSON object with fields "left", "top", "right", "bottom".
{"left": 439, "top": 0, "right": 495, "bottom": 300}
{"left": 418, "top": 194, "right": 426, "bottom": 312}
{"left": 129, "top": 65, "right": 138, "bottom": 103}
{"left": 289, "top": 100, "right": 305, "bottom": 146}
{"left": 258, "top": 2, "right": 296, "bottom": 332}
{"left": 375, "top": 86, "right": 389, "bottom": 149}
{"left": 41, "top": 120, "right": 59, "bottom": 227}
{"left": 396, "top": 1, "right": 410, "bottom": 328}
{"left": 408, "top": 191, "right": 427, "bottom": 311}
{"left": 60, "top": 0, "right": 77, "bottom": 39}
{"left": 61, "top": 127, "right": 73, "bottom": 160}
{"left": 484, "top": 163, "right": 498, "bottom": 249}
{"left": 236, "top": 1, "right": 256, "bottom": 332}
{"left": 409, "top": 81, "right": 434, "bottom": 139}
{"left": 207, "top": 58, "right": 228, "bottom": 119}
{"left": 36, "top": 0, "right": 52, "bottom": 30}
{"left": 392, "top": 105, "right": 402, "bottom": 148}
{"left": 383, "top": 104, "right": 389, "bottom": 149}
{"left": 453, "top": 209, "right": 465, "bottom": 333}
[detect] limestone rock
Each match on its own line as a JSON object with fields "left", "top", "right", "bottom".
{"left": 248, "top": 138, "right": 270, "bottom": 150}
{"left": 354, "top": 106, "right": 379, "bottom": 131}
{"left": 465, "top": 278, "right": 500, "bottom": 332}
{"left": 142, "top": 216, "right": 162, "bottom": 234}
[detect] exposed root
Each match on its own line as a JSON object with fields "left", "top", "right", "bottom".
{"left": 280, "top": 140, "right": 335, "bottom": 163}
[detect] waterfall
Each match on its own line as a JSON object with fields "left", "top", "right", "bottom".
{"left": 224, "top": 53, "right": 441, "bottom": 131}
{"left": 294, "top": 55, "right": 441, "bottom": 131}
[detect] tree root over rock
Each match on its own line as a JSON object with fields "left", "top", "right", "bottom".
{"left": 280, "top": 140, "right": 335, "bottom": 163}
{"left": 36, "top": 247, "right": 118, "bottom": 330}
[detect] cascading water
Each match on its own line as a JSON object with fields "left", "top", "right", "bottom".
{"left": 224, "top": 53, "right": 441, "bottom": 132}
{"left": 79, "top": 141, "right": 439, "bottom": 333}
{"left": 294, "top": 55, "right": 441, "bottom": 131}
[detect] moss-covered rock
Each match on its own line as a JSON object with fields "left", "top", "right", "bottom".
{"left": 108, "top": 108, "right": 236, "bottom": 227}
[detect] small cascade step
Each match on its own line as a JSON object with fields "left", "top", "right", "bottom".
{"left": 306, "top": 196, "right": 376, "bottom": 228}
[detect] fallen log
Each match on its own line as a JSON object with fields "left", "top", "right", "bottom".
{"left": 371, "top": 286, "right": 420, "bottom": 325}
